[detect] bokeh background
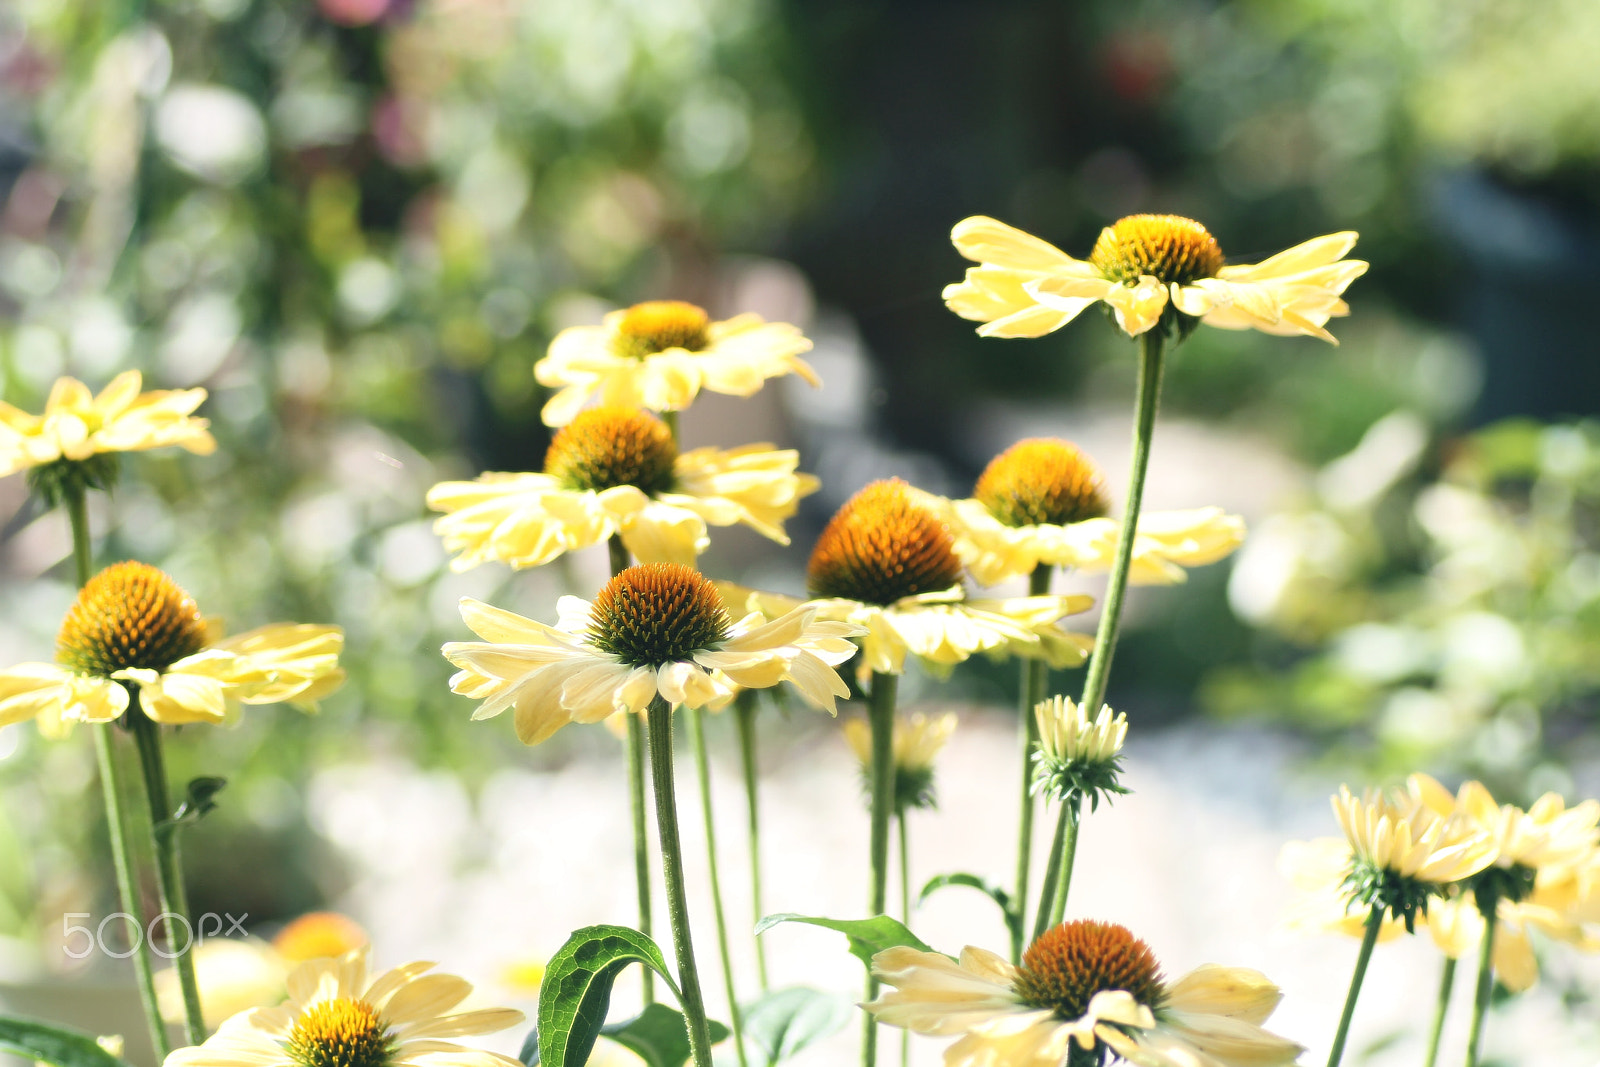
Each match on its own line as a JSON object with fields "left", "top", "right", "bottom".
{"left": 3, "top": 0, "right": 1600, "bottom": 1063}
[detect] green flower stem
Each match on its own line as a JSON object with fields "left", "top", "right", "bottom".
{"left": 862, "top": 670, "right": 899, "bottom": 1067}
{"left": 610, "top": 535, "right": 655, "bottom": 1005}
{"left": 1077, "top": 329, "right": 1166, "bottom": 720}
{"left": 66, "top": 486, "right": 170, "bottom": 1058}
{"left": 1465, "top": 902, "right": 1498, "bottom": 1067}
{"left": 1030, "top": 800, "right": 1071, "bottom": 944}
{"left": 896, "top": 811, "right": 911, "bottom": 1067}
{"left": 732, "top": 690, "right": 770, "bottom": 991}
{"left": 1010, "top": 563, "right": 1052, "bottom": 964}
{"left": 1423, "top": 956, "right": 1457, "bottom": 1067}
{"left": 1046, "top": 797, "right": 1080, "bottom": 929}
{"left": 1325, "top": 905, "right": 1383, "bottom": 1067}
{"left": 128, "top": 708, "right": 205, "bottom": 1046}
{"left": 685, "top": 706, "right": 748, "bottom": 1067}
{"left": 645, "top": 697, "right": 714, "bottom": 1067}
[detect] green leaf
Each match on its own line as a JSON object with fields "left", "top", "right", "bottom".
{"left": 918, "top": 872, "right": 1022, "bottom": 947}
{"left": 538, "top": 925, "right": 682, "bottom": 1067}
{"left": 602, "top": 1003, "right": 729, "bottom": 1067}
{"left": 753, "top": 913, "right": 935, "bottom": 971}
{"left": 741, "top": 987, "right": 854, "bottom": 1063}
{"left": 0, "top": 1016, "right": 134, "bottom": 1067}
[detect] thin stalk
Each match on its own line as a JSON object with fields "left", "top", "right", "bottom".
{"left": 733, "top": 690, "right": 770, "bottom": 991}
{"left": 1011, "top": 563, "right": 1052, "bottom": 963}
{"left": 645, "top": 697, "right": 714, "bottom": 1067}
{"left": 1464, "top": 904, "right": 1497, "bottom": 1067}
{"left": 1046, "top": 797, "right": 1081, "bottom": 928}
{"left": 862, "top": 671, "right": 899, "bottom": 1067}
{"left": 1030, "top": 802, "right": 1070, "bottom": 943}
{"left": 685, "top": 707, "right": 748, "bottom": 1067}
{"left": 128, "top": 709, "right": 205, "bottom": 1046}
{"left": 67, "top": 486, "right": 169, "bottom": 1057}
{"left": 1325, "top": 906, "right": 1383, "bottom": 1067}
{"left": 896, "top": 811, "right": 911, "bottom": 1067}
{"left": 1423, "top": 956, "right": 1457, "bottom": 1067}
{"left": 610, "top": 534, "right": 655, "bottom": 1004}
{"left": 1077, "top": 330, "right": 1166, "bottom": 719}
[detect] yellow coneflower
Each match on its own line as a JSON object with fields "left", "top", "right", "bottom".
{"left": 534, "top": 300, "right": 819, "bottom": 426}
{"left": 427, "top": 407, "right": 818, "bottom": 569}
{"left": 443, "top": 563, "right": 861, "bottom": 746}
{"left": 843, "top": 711, "right": 958, "bottom": 812}
{"left": 0, "top": 562, "right": 343, "bottom": 732}
{"left": 0, "top": 371, "right": 215, "bottom": 481}
{"left": 722, "top": 480, "right": 1092, "bottom": 679}
{"left": 928, "top": 440, "right": 1245, "bottom": 587}
{"left": 164, "top": 947, "right": 524, "bottom": 1067}
{"left": 865, "top": 919, "right": 1302, "bottom": 1067}
{"left": 944, "top": 215, "right": 1366, "bottom": 342}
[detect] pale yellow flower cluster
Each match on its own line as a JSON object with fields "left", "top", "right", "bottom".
{"left": 1332, "top": 784, "right": 1496, "bottom": 886}
{"left": 842, "top": 711, "right": 958, "bottom": 774}
{"left": 1033, "top": 696, "right": 1125, "bottom": 769}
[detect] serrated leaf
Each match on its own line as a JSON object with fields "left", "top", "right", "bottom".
{"left": 0, "top": 1016, "right": 134, "bottom": 1067}
{"left": 602, "top": 1003, "right": 730, "bottom": 1067}
{"left": 741, "top": 987, "right": 854, "bottom": 1063}
{"left": 753, "top": 913, "right": 935, "bottom": 971}
{"left": 538, "top": 925, "right": 682, "bottom": 1067}
{"left": 918, "top": 872, "right": 1022, "bottom": 946}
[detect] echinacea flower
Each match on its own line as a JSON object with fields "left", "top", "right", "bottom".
{"left": 1031, "top": 696, "right": 1128, "bottom": 810}
{"left": 534, "top": 299, "right": 819, "bottom": 426}
{"left": 427, "top": 407, "right": 818, "bottom": 569}
{"left": 1406, "top": 774, "right": 1600, "bottom": 991}
{"left": 164, "top": 946, "right": 524, "bottom": 1067}
{"left": 865, "top": 919, "right": 1302, "bottom": 1067}
{"left": 843, "top": 711, "right": 958, "bottom": 813}
{"left": 1332, "top": 784, "right": 1495, "bottom": 931}
{"left": 443, "top": 563, "right": 861, "bottom": 746}
{"left": 0, "top": 371, "right": 215, "bottom": 493}
{"left": 944, "top": 214, "right": 1366, "bottom": 342}
{"left": 737, "top": 479, "right": 1094, "bottom": 678}
{"left": 0, "top": 562, "right": 344, "bottom": 732}
{"left": 927, "top": 440, "right": 1245, "bottom": 587}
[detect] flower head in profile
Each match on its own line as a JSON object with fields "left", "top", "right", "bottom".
{"left": 932, "top": 439, "right": 1245, "bottom": 588}
{"left": 1332, "top": 784, "right": 1495, "bottom": 931}
{"left": 782, "top": 479, "right": 1093, "bottom": 677}
{"left": 164, "top": 946, "right": 524, "bottom": 1067}
{"left": 427, "top": 407, "right": 818, "bottom": 570}
{"left": 1, "top": 371, "right": 215, "bottom": 501}
{"left": 865, "top": 919, "right": 1302, "bottom": 1067}
{"left": 0, "top": 562, "right": 344, "bottom": 734}
{"left": 534, "top": 300, "right": 819, "bottom": 426}
{"left": 944, "top": 214, "right": 1366, "bottom": 342}
{"left": 1031, "top": 696, "right": 1128, "bottom": 811}
{"left": 442, "top": 563, "right": 861, "bottom": 747}
{"left": 843, "top": 711, "right": 958, "bottom": 814}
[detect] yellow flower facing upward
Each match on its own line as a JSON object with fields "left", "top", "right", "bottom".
{"left": 443, "top": 563, "right": 862, "bottom": 747}
{"left": 944, "top": 214, "right": 1367, "bottom": 342}
{"left": 0, "top": 371, "right": 215, "bottom": 480}
{"left": 0, "top": 562, "right": 345, "bottom": 733}
{"left": 865, "top": 920, "right": 1302, "bottom": 1067}
{"left": 534, "top": 299, "right": 819, "bottom": 426}
{"left": 843, "top": 711, "right": 958, "bottom": 813}
{"left": 164, "top": 946, "right": 524, "bottom": 1067}
{"left": 925, "top": 440, "right": 1245, "bottom": 587}
{"left": 427, "top": 407, "right": 818, "bottom": 570}
{"left": 780, "top": 479, "right": 1093, "bottom": 678}
{"left": 1408, "top": 773, "right": 1600, "bottom": 876}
